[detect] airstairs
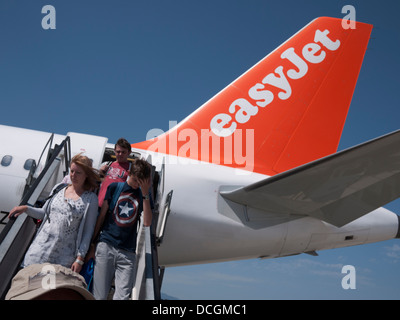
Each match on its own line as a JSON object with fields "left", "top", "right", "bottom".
{"left": 0, "top": 134, "right": 166, "bottom": 300}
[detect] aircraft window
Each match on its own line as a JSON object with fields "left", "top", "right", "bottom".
{"left": 24, "top": 159, "right": 35, "bottom": 170}
{"left": 1, "top": 155, "right": 13, "bottom": 167}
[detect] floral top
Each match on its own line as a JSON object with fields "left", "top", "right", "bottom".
{"left": 23, "top": 185, "right": 98, "bottom": 268}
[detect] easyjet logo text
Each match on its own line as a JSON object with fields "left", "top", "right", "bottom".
{"left": 210, "top": 29, "right": 341, "bottom": 137}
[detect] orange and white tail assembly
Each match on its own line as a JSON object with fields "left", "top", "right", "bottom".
{"left": 132, "top": 17, "right": 373, "bottom": 176}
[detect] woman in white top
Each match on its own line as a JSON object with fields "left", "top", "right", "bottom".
{"left": 9, "top": 154, "right": 100, "bottom": 273}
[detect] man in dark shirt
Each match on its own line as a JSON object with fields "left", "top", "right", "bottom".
{"left": 90, "top": 158, "right": 152, "bottom": 300}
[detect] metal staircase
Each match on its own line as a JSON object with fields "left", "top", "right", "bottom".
{"left": 0, "top": 135, "right": 71, "bottom": 299}
{"left": 0, "top": 133, "right": 166, "bottom": 300}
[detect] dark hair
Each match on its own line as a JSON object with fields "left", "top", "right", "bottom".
{"left": 129, "top": 158, "right": 151, "bottom": 180}
{"left": 71, "top": 153, "right": 101, "bottom": 191}
{"left": 115, "top": 138, "right": 131, "bottom": 153}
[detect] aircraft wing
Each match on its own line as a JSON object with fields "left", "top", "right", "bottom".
{"left": 221, "top": 130, "right": 400, "bottom": 227}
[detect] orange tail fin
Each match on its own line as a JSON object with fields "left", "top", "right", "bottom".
{"left": 132, "top": 17, "right": 373, "bottom": 175}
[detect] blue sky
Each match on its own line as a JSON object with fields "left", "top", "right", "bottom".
{"left": 1, "top": 0, "right": 400, "bottom": 299}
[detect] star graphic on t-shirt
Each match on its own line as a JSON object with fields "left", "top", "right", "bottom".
{"left": 113, "top": 193, "right": 139, "bottom": 227}
{"left": 119, "top": 202, "right": 133, "bottom": 217}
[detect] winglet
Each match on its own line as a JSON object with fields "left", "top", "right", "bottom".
{"left": 132, "top": 17, "right": 373, "bottom": 175}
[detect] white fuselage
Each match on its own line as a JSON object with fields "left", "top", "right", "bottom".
{"left": 0, "top": 125, "right": 398, "bottom": 268}
{"left": 146, "top": 152, "right": 399, "bottom": 267}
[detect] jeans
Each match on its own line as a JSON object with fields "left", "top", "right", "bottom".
{"left": 93, "top": 242, "right": 136, "bottom": 300}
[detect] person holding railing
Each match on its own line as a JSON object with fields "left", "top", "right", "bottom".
{"left": 8, "top": 154, "right": 100, "bottom": 274}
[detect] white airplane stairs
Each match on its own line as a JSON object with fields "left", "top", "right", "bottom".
{"left": 0, "top": 134, "right": 163, "bottom": 300}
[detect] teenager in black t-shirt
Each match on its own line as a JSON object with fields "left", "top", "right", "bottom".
{"left": 89, "top": 159, "right": 152, "bottom": 300}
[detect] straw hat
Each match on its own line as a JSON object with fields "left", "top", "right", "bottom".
{"left": 5, "top": 263, "right": 94, "bottom": 300}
